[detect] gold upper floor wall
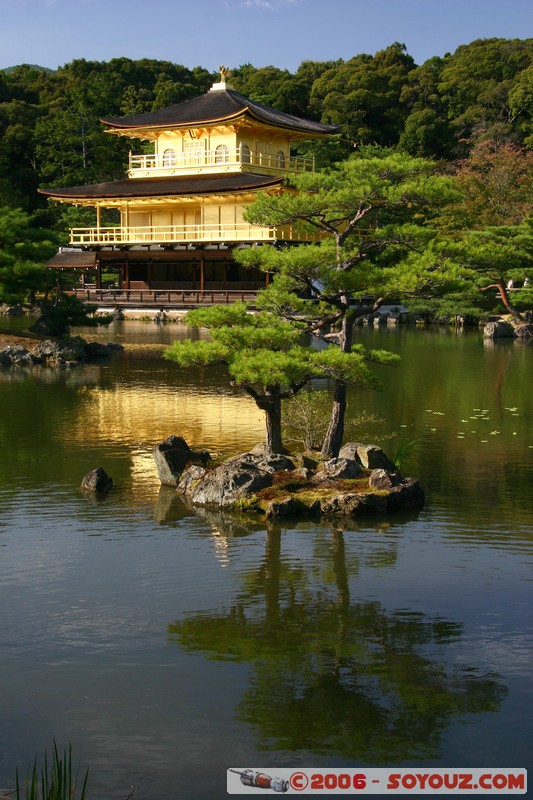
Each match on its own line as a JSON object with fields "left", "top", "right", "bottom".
{"left": 127, "top": 125, "right": 314, "bottom": 178}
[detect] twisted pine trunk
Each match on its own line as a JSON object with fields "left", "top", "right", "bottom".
{"left": 497, "top": 278, "right": 525, "bottom": 324}
{"left": 321, "top": 303, "right": 354, "bottom": 459}
{"left": 320, "top": 378, "right": 347, "bottom": 460}
{"left": 256, "top": 386, "right": 286, "bottom": 454}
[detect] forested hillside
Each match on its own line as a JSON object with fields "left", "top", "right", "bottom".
{"left": 0, "top": 37, "right": 531, "bottom": 228}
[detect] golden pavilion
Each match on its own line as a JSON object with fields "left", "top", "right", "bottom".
{"left": 40, "top": 68, "right": 337, "bottom": 303}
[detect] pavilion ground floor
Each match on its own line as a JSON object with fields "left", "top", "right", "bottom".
{"left": 48, "top": 246, "right": 269, "bottom": 307}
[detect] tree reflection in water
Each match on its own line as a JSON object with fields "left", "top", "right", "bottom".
{"left": 169, "top": 513, "right": 506, "bottom": 762}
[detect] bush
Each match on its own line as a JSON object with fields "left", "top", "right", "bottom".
{"left": 283, "top": 390, "right": 391, "bottom": 451}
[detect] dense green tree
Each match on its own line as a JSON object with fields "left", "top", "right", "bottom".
{"left": 0, "top": 204, "right": 57, "bottom": 303}
{"left": 0, "top": 98, "right": 41, "bottom": 209}
{"left": 399, "top": 108, "right": 454, "bottom": 158}
{"left": 437, "top": 38, "right": 533, "bottom": 144}
{"left": 309, "top": 43, "right": 415, "bottom": 145}
{"left": 1, "top": 64, "right": 51, "bottom": 105}
{"left": 400, "top": 56, "right": 447, "bottom": 112}
{"left": 429, "top": 220, "right": 533, "bottom": 324}
{"left": 120, "top": 85, "right": 154, "bottom": 117}
{"left": 237, "top": 150, "right": 458, "bottom": 457}
{"left": 231, "top": 64, "right": 294, "bottom": 110}
{"left": 398, "top": 57, "right": 454, "bottom": 157}
{"left": 231, "top": 59, "right": 338, "bottom": 119}
{"left": 33, "top": 62, "right": 131, "bottom": 187}
{"left": 151, "top": 65, "right": 214, "bottom": 110}
{"left": 508, "top": 65, "right": 533, "bottom": 146}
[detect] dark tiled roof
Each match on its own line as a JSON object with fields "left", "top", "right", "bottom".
{"left": 101, "top": 89, "right": 338, "bottom": 135}
{"left": 39, "top": 173, "right": 284, "bottom": 200}
{"left": 46, "top": 250, "right": 97, "bottom": 268}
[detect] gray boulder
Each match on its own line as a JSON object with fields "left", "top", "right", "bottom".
{"left": 339, "top": 442, "right": 396, "bottom": 471}
{"left": 32, "top": 337, "right": 87, "bottom": 363}
{"left": 368, "top": 469, "right": 402, "bottom": 490}
{"left": 153, "top": 435, "right": 210, "bottom": 487}
{"left": 247, "top": 444, "right": 296, "bottom": 471}
{"left": 81, "top": 467, "right": 113, "bottom": 494}
{"left": 265, "top": 496, "right": 307, "bottom": 518}
{"left": 188, "top": 454, "right": 274, "bottom": 507}
{"left": 312, "top": 477, "right": 424, "bottom": 517}
{"left": 314, "top": 492, "right": 387, "bottom": 516}
{"left": 385, "top": 478, "right": 425, "bottom": 512}
{"left": 514, "top": 323, "right": 533, "bottom": 339}
{"left": 320, "top": 457, "right": 362, "bottom": 479}
{"left": 177, "top": 465, "right": 207, "bottom": 494}
{"left": 0, "top": 345, "right": 36, "bottom": 366}
{"left": 337, "top": 442, "right": 363, "bottom": 461}
{"left": 483, "top": 320, "right": 516, "bottom": 339}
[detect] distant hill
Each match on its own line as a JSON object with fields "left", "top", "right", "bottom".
{"left": 1, "top": 64, "right": 55, "bottom": 74}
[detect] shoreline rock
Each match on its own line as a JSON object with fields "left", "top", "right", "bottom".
{"left": 483, "top": 320, "right": 517, "bottom": 339}
{"left": 81, "top": 467, "right": 113, "bottom": 495}
{"left": 0, "top": 336, "right": 124, "bottom": 367}
{"left": 153, "top": 435, "right": 211, "bottom": 487}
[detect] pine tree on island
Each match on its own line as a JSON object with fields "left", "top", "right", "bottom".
{"left": 163, "top": 303, "right": 398, "bottom": 455}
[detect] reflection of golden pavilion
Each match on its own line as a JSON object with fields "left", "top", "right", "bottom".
{"left": 210, "top": 531, "right": 231, "bottom": 568}
{"left": 69, "top": 384, "right": 264, "bottom": 454}
{"left": 41, "top": 68, "right": 337, "bottom": 298}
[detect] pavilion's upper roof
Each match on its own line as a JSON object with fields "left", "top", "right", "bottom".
{"left": 100, "top": 88, "right": 338, "bottom": 136}
{"left": 39, "top": 172, "right": 284, "bottom": 200}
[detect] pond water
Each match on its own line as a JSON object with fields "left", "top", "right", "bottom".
{"left": 0, "top": 321, "right": 531, "bottom": 799}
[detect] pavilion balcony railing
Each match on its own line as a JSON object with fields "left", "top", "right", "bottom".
{"left": 69, "top": 287, "right": 260, "bottom": 307}
{"left": 128, "top": 149, "right": 314, "bottom": 175}
{"left": 69, "top": 223, "right": 321, "bottom": 246}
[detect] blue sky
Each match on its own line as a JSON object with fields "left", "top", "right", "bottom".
{"left": 1, "top": 0, "right": 531, "bottom": 73}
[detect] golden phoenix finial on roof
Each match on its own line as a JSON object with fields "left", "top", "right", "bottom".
{"left": 219, "top": 65, "right": 230, "bottom": 82}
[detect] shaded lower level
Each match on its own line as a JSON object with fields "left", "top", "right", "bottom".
{"left": 49, "top": 248, "right": 268, "bottom": 300}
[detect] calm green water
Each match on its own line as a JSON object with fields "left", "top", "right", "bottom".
{"left": 0, "top": 321, "right": 531, "bottom": 800}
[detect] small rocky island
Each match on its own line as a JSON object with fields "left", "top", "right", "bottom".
{"left": 153, "top": 435, "right": 424, "bottom": 519}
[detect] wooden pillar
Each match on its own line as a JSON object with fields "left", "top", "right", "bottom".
{"left": 265, "top": 270, "right": 270, "bottom": 287}
{"left": 96, "top": 258, "right": 102, "bottom": 289}
{"left": 200, "top": 256, "right": 205, "bottom": 293}
{"left": 124, "top": 252, "right": 130, "bottom": 290}
{"left": 96, "top": 203, "right": 101, "bottom": 235}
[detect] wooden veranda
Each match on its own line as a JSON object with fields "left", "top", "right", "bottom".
{"left": 69, "top": 287, "right": 259, "bottom": 309}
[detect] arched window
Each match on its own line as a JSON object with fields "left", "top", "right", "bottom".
{"left": 215, "top": 144, "right": 229, "bottom": 163}
{"left": 240, "top": 144, "right": 251, "bottom": 164}
{"left": 162, "top": 148, "right": 176, "bottom": 167}
{"left": 276, "top": 150, "right": 286, "bottom": 168}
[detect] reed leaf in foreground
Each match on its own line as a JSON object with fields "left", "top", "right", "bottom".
{"left": 15, "top": 742, "right": 88, "bottom": 800}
